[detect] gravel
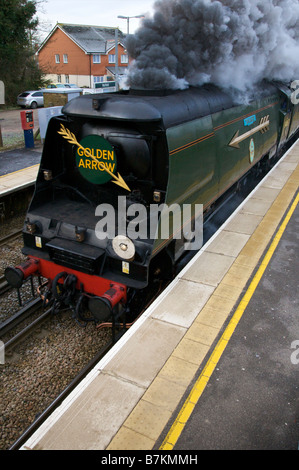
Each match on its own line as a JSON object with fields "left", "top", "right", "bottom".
{"left": 0, "top": 214, "right": 28, "bottom": 324}
{"left": 1, "top": 312, "right": 113, "bottom": 450}
{"left": 0, "top": 214, "right": 116, "bottom": 450}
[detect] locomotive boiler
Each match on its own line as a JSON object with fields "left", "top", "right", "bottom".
{"left": 5, "top": 81, "right": 299, "bottom": 325}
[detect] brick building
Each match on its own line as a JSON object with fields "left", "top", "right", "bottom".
{"left": 37, "top": 23, "right": 129, "bottom": 88}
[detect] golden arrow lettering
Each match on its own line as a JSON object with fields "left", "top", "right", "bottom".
{"left": 229, "top": 115, "right": 270, "bottom": 149}
{"left": 57, "top": 124, "right": 130, "bottom": 192}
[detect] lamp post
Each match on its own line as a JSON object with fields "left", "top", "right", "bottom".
{"left": 117, "top": 15, "right": 144, "bottom": 35}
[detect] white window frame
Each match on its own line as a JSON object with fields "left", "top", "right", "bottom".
{"left": 55, "top": 54, "right": 60, "bottom": 63}
{"left": 57, "top": 75, "right": 61, "bottom": 83}
{"left": 65, "top": 75, "right": 69, "bottom": 84}
{"left": 108, "top": 54, "right": 115, "bottom": 64}
{"left": 93, "top": 54, "right": 101, "bottom": 64}
{"left": 93, "top": 76, "right": 104, "bottom": 83}
{"left": 63, "top": 54, "right": 68, "bottom": 64}
{"left": 121, "top": 54, "right": 128, "bottom": 64}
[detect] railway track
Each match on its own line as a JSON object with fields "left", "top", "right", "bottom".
{"left": 0, "top": 275, "right": 10, "bottom": 296}
{"left": 1, "top": 297, "right": 117, "bottom": 450}
{"left": 0, "top": 229, "right": 22, "bottom": 248}
{"left": 0, "top": 297, "right": 45, "bottom": 349}
{"left": 2, "top": 271, "right": 167, "bottom": 450}
{"left": 9, "top": 331, "right": 117, "bottom": 450}
{"left": 0, "top": 229, "right": 23, "bottom": 296}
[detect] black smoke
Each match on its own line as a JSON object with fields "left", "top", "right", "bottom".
{"left": 124, "top": 0, "right": 299, "bottom": 101}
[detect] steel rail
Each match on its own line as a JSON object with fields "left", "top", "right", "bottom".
{"left": 0, "top": 229, "right": 22, "bottom": 247}
{"left": 3, "top": 302, "right": 50, "bottom": 351}
{"left": 0, "top": 297, "right": 42, "bottom": 337}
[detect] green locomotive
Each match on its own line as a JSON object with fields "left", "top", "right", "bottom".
{"left": 5, "top": 81, "right": 299, "bottom": 323}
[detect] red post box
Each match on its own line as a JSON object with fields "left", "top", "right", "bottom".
{"left": 20, "top": 110, "right": 34, "bottom": 130}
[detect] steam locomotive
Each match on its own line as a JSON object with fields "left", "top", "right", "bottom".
{"left": 5, "top": 81, "right": 299, "bottom": 325}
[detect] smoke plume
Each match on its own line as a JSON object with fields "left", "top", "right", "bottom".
{"left": 125, "top": 0, "right": 299, "bottom": 101}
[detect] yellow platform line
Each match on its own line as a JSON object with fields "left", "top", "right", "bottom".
{"left": 0, "top": 164, "right": 39, "bottom": 179}
{"left": 160, "top": 191, "right": 299, "bottom": 450}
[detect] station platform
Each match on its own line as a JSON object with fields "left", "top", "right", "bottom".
{"left": 167, "top": 195, "right": 299, "bottom": 450}
{"left": 0, "top": 147, "right": 41, "bottom": 197}
{"left": 8, "top": 139, "right": 299, "bottom": 450}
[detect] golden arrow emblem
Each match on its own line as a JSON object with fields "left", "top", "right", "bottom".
{"left": 58, "top": 124, "right": 130, "bottom": 192}
{"left": 229, "top": 115, "right": 270, "bottom": 149}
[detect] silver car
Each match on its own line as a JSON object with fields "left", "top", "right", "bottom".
{"left": 17, "top": 90, "right": 44, "bottom": 109}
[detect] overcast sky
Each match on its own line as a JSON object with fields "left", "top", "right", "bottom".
{"left": 36, "top": 0, "right": 155, "bottom": 37}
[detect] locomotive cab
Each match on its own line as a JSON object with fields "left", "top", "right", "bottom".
{"left": 275, "top": 81, "right": 299, "bottom": 148}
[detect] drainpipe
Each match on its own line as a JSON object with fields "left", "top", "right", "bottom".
{"left": 115, "top": 28, "right": 119, "bottom": 91}
{"left": 89, "top": 54, "right": 92, "bottom": 88}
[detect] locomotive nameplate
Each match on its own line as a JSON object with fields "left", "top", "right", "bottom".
{"left": 76, "top": 135, "right": 117, "bottom": 184}
{"left": 58, "top": 124, "right": 130, "bottom": 191}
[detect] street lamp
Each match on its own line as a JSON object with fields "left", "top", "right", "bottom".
{"left": 117, "top": 15, "right": 144, "bottom": 35}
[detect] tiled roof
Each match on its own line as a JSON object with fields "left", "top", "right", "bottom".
{"left": 62, "top": 24, "right": 122, "bottom": 53}
{"left": 40, "top": 23, "right": 125, "bottom": 54}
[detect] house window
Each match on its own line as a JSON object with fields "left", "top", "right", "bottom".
{"left": 121, "top": 54, "right": 128, "bottom": 64}
{"left": 57, "top": 75, "right": 61, "bottom": 83}
{"left": 93, "top": 54, "right": 101, "bottom": 63}
{"left": 55, "top": 54, "right": 60, "bottom": 63}
{"left": 94, "top": 76, "right": 104, "bottom": 83}
{"left": 63, "top": 54, "right": 68, "bottom": 63}
{"left": 65, "top": 75, "right": 69, "bottom": 84}
{"left": 108, "top": 54, "right": 115, "bottom": 64}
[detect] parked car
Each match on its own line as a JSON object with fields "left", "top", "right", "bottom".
{"left": 17, "top": 90, "right": 44, "bottom": 109}
{"left": 46, "top": 84, "right": 65, "bottom": 88}
{"left": 47, "top": 83, "right": 78, "bottom": 88}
